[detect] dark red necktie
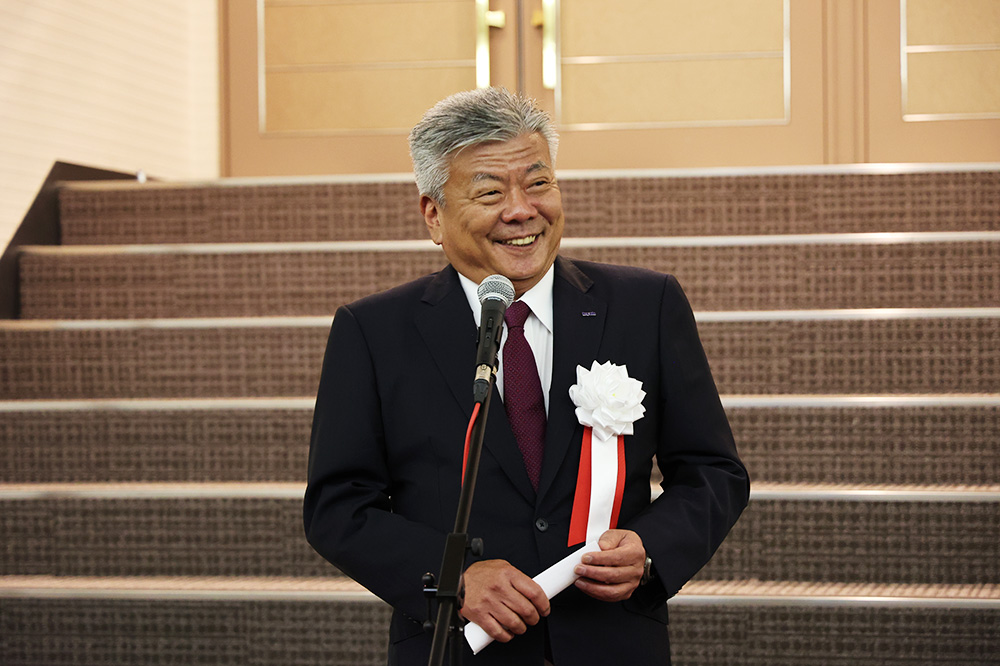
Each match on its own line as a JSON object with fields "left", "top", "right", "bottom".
{"left": 503, "top": 301, "right": 546, "bottom": 490}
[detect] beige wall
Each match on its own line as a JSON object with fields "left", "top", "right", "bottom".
{"left": 0, "top": 0, "right": 220, "bottom": 251}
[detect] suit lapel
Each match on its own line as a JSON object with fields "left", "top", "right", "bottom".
{"left": 537, "top": 257, "right": 606, "bottom": 500}
{"left": 414, "top": 266, "right": 537, "bottom": 502}
{"left": 414, "top": 266, "right": 477, "bottom": 413}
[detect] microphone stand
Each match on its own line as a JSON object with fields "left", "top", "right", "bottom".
{"left": 425, "top": 373, "right": 497, "bottom": 666}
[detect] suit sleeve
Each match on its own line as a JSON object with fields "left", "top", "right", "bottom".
{"left": 626, "top": 274, "right": 750, "bottom": 600}
{"left": 303, "top": 305, "right": 446, "bottom": 622}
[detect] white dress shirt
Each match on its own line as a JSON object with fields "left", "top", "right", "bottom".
{"left": 458, "top": 265, "right": 554, "bottom": 414}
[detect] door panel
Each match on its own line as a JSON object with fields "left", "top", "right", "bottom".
{"left": 867, "top": 0, "right": 1000, "bottom": 163}
{"left": 223, "top": 0, "right": 484, "bottom": 176}
{"left": 554, "top": 0, "right": 789, "bottom": 128}
{"left": 559, "top": 0, "right": 785, "bottom": 57}
{"left": 264, "top": 2, "right": 474, "bottom": 66}
{"left": 559, "top": 58, "right": 787, "bottom": 126}
{"left": 262, "top": 1, "right": 477, "bottom": 133}
{"left": 264, "top": 68, "right": 475, "bottom": 132}
{"left": 542, "top": 0, "right": 825, "bottom": 168}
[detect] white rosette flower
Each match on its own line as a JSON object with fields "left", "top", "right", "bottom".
{"left": 568, "top": 360, "right": 646, "bottom": 442}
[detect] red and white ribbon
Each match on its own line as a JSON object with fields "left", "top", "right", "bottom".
{"left": 568, "top": 427, "right": 627, "bottom": 546}
{"left": 566, "top": 361, "right": 645, "bottom": 547}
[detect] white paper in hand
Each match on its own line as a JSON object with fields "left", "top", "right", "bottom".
{"left": 464, "top": 541, "right": 602, "bottom": 654}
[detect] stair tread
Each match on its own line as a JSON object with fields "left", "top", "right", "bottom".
{"left": 4, "top": 575, "right": 999, "bottom": 602}
{"left": 0, "top": 575, "right": 368, "bottom": 595}
{"left": 20, "top": 229, "right": 1000, "bottom": 253}
{"left": 3, "top": 393, "right": 999, "bottom": 408}
{"left": 3, "top": 402, "right": 996, "bottom": 486}
{"left": 17, "top": 240, "right": 1000, "bottom": 317}
{"left": 5, "top": 308, "right": 1000, "bottom": 329}
{"left": 1, "top": 480, "right": 998, "bottom": 496}
{"left": 2, "top": 317, "right": 997, "bottom": 397}
{"left": 681, "top": 579, "right": 1000, "bottom": 602}
{"left": 56, "top": 169, "right": 1000, "bottom": 245}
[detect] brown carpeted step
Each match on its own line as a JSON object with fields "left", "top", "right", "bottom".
{"left": 57, "top": 169, "right": 1000, "bottom": 245}
{"left": 0, "top": 578, "right": 392, "bottom": 666}
{"left": 1, "top": 578, "right": 997, "bottom": 665}
{"left": 0, "top": 491, "right": 333, "bottom": 578}
{"left": 670, "top": 580, "right": 1000, "bottom": 666}
{"left": 700, "top": 313, "right": 1000, "bottom": 395}
{"left": 17, "top": 244, "right": 448, "bottom": 320}
{"left": 698, "top": 487, "right": 1000, "bottom": 584}
{"left": 59, "top": 179, "right": 427, "bottom": 244}
{"left": 725, "top": 399, "right": 1000, "bottom": 487}
{"left": 17, "top": 236, "right": 1000, "bottom": 318}
{"left": 1, "top": 487, "right": 997, "bottom": 584}
{"left": 0, "top": 319, "right": 330, "bottom": 400}
{"left": 2, "top": 398, "right": 997, "bottom": 486}
{"left": 0, "top": 400, "right": 314, "bottom": 484}
{"left": 1, "top": 314, "right": 998, "bottom": 399}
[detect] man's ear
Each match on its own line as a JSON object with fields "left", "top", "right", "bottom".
{"left": 420, "top": 195, "right": 444, "bottom": 245}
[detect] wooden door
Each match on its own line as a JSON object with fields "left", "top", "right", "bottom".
{"left": 220, "top": 1, "right": 998, "bottom": 176}
{"left": 221, "top": 0, "right": 825, "bottom": 175}
{"left": 524, "top": 0, "right": 827, "bottom": 168}
{"left": 222, "top": 0, "right": 488, "bottom": 176}
{"left": 866, "top": 0, "right": 1000, "bottom": 163}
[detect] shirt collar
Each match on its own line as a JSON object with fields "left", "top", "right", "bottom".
{"left": 457, "top": 265, "right": 555, "bottom": 333}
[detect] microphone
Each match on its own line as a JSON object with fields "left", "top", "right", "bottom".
{"left": 473, "top": 274, "right": 515, "bottom": 403}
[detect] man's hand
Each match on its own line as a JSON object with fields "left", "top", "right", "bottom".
{"left": 459, "top": 559, "right": 550, "bottom": 643}
{"left": 573, "top": 529, "right": 646, "bottom": 602}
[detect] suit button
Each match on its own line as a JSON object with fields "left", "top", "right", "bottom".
{"left": 534, "top": 518, "right": 549, "bottom": 532}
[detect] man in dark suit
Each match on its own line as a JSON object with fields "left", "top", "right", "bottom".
{"left": 304, "top": 88, "right": 749, "bottom": 665}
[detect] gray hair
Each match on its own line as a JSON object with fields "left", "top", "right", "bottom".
{"left": 408, "top": 87, "right": 559, "bottom": 205}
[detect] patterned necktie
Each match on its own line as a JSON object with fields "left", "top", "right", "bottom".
{"left": 503, "top": 300, "right": 546, "bottom": 490}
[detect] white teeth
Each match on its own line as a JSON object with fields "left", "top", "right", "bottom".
{"left": 500, "top": 235, "right": 537, "bottom": 246}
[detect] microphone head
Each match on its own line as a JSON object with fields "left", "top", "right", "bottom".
{"left": 477, "top": 274, "right": 515, "bottom": 307}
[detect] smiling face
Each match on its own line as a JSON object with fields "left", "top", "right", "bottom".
{"left": 420, "top": 132, "right": 565, "bottom": 297}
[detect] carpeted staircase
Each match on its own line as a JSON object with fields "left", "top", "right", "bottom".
{"left": 1, "top": 167, "right": 999, "bottom": 664}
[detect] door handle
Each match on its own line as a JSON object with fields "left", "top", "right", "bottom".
{"left": 476, "top": 0, "right": 506, "bottom": 88}
{"left": 532, "top": 0, "right": 558, "bottom": 89}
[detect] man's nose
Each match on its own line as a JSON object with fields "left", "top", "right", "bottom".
{"left": 500, "top": 187, "right": 538, "bottom": 222}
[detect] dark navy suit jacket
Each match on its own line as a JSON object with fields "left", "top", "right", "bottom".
{"left": 304, "top": 256, "right": 749, "bottom": 665}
